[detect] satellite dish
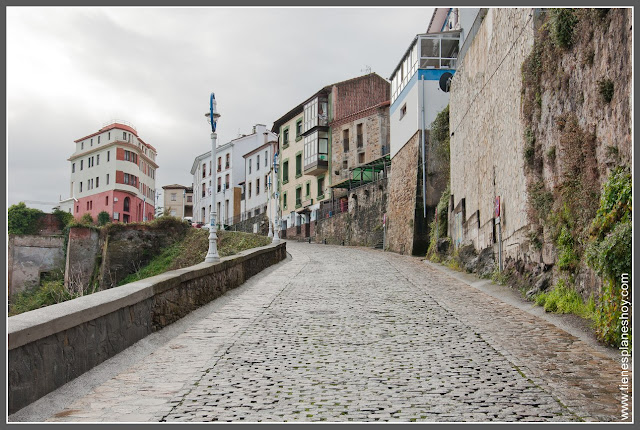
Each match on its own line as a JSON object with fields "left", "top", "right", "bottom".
{"left": 439, "top": 72, "right": 453, "bottom": 92}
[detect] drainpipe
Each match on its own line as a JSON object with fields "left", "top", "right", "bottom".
{"left": 420, "top": 74, "right": 427, "bottom": 218}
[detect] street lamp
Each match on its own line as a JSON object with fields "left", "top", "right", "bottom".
{"left": 271, "top": 139, "right": 280, "bottom": 244}
{"left": 204, "top": 92, "right": 221, "bottom": 263}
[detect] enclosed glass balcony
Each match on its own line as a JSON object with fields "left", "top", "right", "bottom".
{"left": 303, "top": 130, "right": 329, "bottom": 175}
{"left": 302, "top": 96, "right": 329, "bottom": 136}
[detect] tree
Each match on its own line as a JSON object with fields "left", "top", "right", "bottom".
{"left": 97, "top": 211, "right": 111, "bottom": 226}
{"left": 52, "top": 208, "right": 74, "bottom": 228}
{"left": 8, "top": 202, "right": 44, "bottom": 235}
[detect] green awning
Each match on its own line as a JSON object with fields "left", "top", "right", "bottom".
{"left": 330, "top": 154, "right": 390, "bottom": 190}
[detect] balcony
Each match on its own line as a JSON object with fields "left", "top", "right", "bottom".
{"left": 302, "top": 96, "right": 329, "bottom": 136}
{"left": 303, "top": 130, "right": 329, "bottom": 176}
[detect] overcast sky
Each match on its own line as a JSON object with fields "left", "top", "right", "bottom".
{"left": 7, "top": 7, "right": 433, "bottom": 211}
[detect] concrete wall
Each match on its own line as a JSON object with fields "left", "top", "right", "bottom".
{"left": 8, "top": 242, "right": 287, "bottom": 414}
{"left": 449, "top": 8, "right": 536, "bottom": 260}
{"left": 8, "top": 236, "right": 66, "bottom": 297}
{"left": 316, "top": 178, "right": 387, "bottom": 247}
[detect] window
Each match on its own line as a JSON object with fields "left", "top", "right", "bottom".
{"left": 225, "top": 154, "right": 230, "bottom": 169}
{"left": 80, "top": 182, "right": 83, "bottom": 192}
{"left": 306, "top": 182, "right": 310, "bottom": 197}
{"left": 318, "top": 176, "right": 325, "bottom": 197}
{"left": 107, "top": 151, "right": 110, "bottom": 162}
{"left": 249, "top": 159, "right": 252, "bottom": 174}
{"left": 217, "top": 157, "right": 222, "bottom": 172}
{"left": 400, "top": 103, "right": 407, "bottom": 120}
{"left": 357, "top": 123, "right": 363, "bottom": 148}
{"left": 343, "top": 129, "right": 350, "bottom": 151}
{"left": 283, "top": 128, "right": 289, "bottom": 147}
{"left": 123, "top": 131, "right": 127, "bottom": 140}
{"left": 295, "top": 153, "right": 302, "bottom": 177}
{"left": 98, "top": 136, "right": 101, "bottom": 144}
{"left": 72, "top": 163, "right": 75, "bottom": 173}
{"left": 343, "top": 159, "right": 348, "bottom": 170}
{"left": 265, "top": 175, "right": 269, "bottom": 193}
{"left": 225, "top": 174, "right": 229, "bottom": 189}
{"left": 106, "top": 196, "right": 109, "bottom": 205}
{"left": 295, "top": 187, "right": 302, "bottom": 207}
{"left": 80, "top": 160, "right": 83, "bottom": 170}
{"left": 359, "top": 152, "right": 365, "bottom": 164}
{"left": 203, "top": 163, "right": 206, "bottom": 178}
{"left": 123, "top": 197, "right": 130, "bottom": 212}
{"left": 248, "top": 182, "right": 252, "bottom": 198}
{"left": 264, "top": 151, "right": 268, "bottom": 167}
{"left": 171, "top": 193, "right": 177, "bottom": 201}
{"left": 283, "top": 191, "right": 287, "bottom": 209}
{"left": 76, "top": 205, "right": 79, "bottom": 213}
{"left": 91, "top": 138, "right": 93, "bottom": 147}
{"left": 87, "top": 201, "right": 90, "bottom": 210}
{"left": 96, "top": 177, "right": 99, "bottom": 188}
{"left": 108, "top": 132, "right": 110, "bottom": 140}
{"left": 106, "top": 174, "right": 109, "bottom": 185}
{"left": 81, "top": 142, "right": 84, "bottom": 150}
{"left": 202, "top": 183, "right": 206, "bottom": 197}
{"left": 296, "top": 119, "right": 303, "bottom": 139}
{"left": 257, "top": 155, "right": 260, "bottom": 171}
{"left": 256, "top": 178, "right": 260, "bottom": 195}
{"left": 96, "top": 154, "right": 100, "bottom": 165}
{"left": 217, "top": 177, "right": 221, "bottom": 192}
{"left": 282, "top": 160, "right": 289, "bottom": 183}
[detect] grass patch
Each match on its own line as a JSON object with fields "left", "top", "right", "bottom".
{"left": 118, "top": 228, "right": 272, "bottom": 285}
{"left": 9, "top": 279, "right": 81, "bottom": 316}
{"left": 534, "top": 278, "right": 596, "bottom": 320}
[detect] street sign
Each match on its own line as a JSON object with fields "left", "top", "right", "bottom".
{"left": 494, "top": 196, "right": 500, "bottom": 218}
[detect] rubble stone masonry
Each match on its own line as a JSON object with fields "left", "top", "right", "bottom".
{"left": 386, "top": 131, "right": 420, "bottom": 255}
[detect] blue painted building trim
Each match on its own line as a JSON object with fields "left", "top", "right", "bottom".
{"left": 390, "top": 69, "right": 456, "bottom": 115}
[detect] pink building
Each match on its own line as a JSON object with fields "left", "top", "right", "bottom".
{"left": 61, "top": 121, "right": 158, "bottom": 223}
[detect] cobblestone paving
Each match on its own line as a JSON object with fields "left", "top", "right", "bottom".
{"left": 44, "top": 242, "right": 625, "bottom": 423}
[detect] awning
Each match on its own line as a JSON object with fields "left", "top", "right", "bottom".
{"left": 330, "top": 154, "right": 390, "bottom": 190}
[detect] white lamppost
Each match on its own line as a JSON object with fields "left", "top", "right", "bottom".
{"left": 267, "top": 173, "right": 273, "bottom": 238}
{"left": 220, "top": 183, "right": 226, "bottom": 230}
{"left": 271, "top": 140, "right": 280, "bottom": 244}
{"left": 204, "top": 92, "right": 221, "bottom": 263}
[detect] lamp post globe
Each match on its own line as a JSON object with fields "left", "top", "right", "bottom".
{"left": 204, "top": 92, "right": 221, "bottom": 263}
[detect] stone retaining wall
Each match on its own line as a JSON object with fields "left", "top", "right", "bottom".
{"left": 8, "top": 235, "right": 66, "bottom": 297}
{"left": 8, "top": 242, "right": 287, "bottom": 414}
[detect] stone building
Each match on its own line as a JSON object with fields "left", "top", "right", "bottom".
{"left": 272, "top": 73, "right": 390, "bottom": 241}
{"left": 385, "top": 11, "right": 468, "bottom": 255}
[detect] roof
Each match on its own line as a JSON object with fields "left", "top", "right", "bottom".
{"left": 427, "top": 8, "right": 451, "bottom": 33}
{"left": 74, "top": 122, "right": 157, "bottom": 153}
{"left": 243, "top": 141, "right": 271, "bottom": 158}
{"left": 271, "top": 73, "right": 388, "bottom": 133}
{"left": 162, "top": 184, "right": 189, "bottom": 190}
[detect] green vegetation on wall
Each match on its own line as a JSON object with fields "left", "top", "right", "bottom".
{"left": 520, "top": 9, "right": 631, "bottom": 347}
{"left": 8, "top": 202, "right": 44, "bottom": 235}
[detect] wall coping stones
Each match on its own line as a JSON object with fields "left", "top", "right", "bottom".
{"left": 8, "top": 242, "right": 284, "bottom": 351}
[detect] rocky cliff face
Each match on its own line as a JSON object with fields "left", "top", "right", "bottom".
{"left": 521, "top": 8, "right": 632, "bottom": 299}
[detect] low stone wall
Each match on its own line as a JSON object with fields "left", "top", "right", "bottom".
{"left": 8, "top": 242, "right": 287, "bottom": 414}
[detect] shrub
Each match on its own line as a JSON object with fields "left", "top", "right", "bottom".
{"left": 556, "top": 226, "right": 579, "bottom": 272}
{"left": 53, "top": 208, "right": 74, "bottom": 228}
{"left": 97, "top": 211, "right": 111, "bottom": 226}
{"left": 8, "top": 202, "right": 45, "bottom": 235}
{"left": 598, "top": 79, "right": 614, "bottom": 103}
{"left": 80, "top": 213, "right": 94, "bottom": 225}
{"left": 535, "top": 278, "right": 595, "bottom": 320}
{"left": 550, "top": 8, "right": 578, "bottom": 49}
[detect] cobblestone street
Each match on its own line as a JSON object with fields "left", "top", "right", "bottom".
{"left": 13, "top": 241, "right": 626, "bottom": 423}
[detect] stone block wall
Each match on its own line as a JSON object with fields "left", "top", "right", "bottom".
{"left": 386, "top": 131, "right": 420, "bottom": 255}
{"left": 230, "top": 213, "right": 269, "bottom": 236}
{"left": 8, "top": 242, "right": 287, "bottom": 414}
{"left": 8, "top": 235, "right": 66, "bottom": 297}
{"left": 331, "top": 105, "right": 390, "bottom": 184}
{"left": 449, "top": 8, "right": 536, "bottom": 260}
{"left": 315, "top": 178, "right": 387, "bottom": 247}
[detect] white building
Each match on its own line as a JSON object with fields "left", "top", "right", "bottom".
{"left": 60, "top": 121, "right": 158, "bottom": 223}
{"left": 191, "top": 124, "right": 277, "bottom": 226}
{"left": 241, "top": 141, "right": 273, "bottom": 219}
